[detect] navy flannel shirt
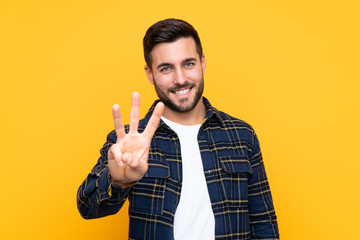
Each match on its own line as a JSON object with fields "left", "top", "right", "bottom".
{"left": 77, "top": 97, "right": 279, "bottom": 239}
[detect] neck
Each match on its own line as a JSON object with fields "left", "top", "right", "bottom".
{"left": 162, "top": 97, "right": 206, "bottom": 125}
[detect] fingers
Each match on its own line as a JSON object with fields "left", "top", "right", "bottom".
{"left": 109, "top": 145, "right": 133, "bottom": 167}
{"left": 112, "top": 104, "right": 126, "bottom": 142}
{"left": 143, "top": 101, "right": 164, "bottom": 138}
{"left": 126, "top": 151, "right": 149, "bottom": 175}
{"left": 122, "top": 152, "right": 133, "bottom": 164}
{"left": 109, "top": 145, "right": 148, "bottom": 173}
{"left": 129, "top": 92, "right": 140, "bottom": 134}
{"left": 108, "top": 144, "right": 124, "bottom": 167}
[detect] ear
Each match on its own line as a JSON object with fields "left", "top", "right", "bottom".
{"left": 144, "top": 65, "right": 154, "bottom": 84}
{"left": 201, "top": 54, "right": 206, "bottom": 74}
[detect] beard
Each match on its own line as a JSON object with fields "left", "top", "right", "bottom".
{"left": 153, "top": 76, "right": 204, "bottom": 113}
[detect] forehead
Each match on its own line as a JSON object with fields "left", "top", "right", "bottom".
{"left": 150, "top": 37, "right": 199, "bottom": 66}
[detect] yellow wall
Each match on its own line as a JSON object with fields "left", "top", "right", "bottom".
{"left": 1, "top": 0, "right": 359, "bottom": 239}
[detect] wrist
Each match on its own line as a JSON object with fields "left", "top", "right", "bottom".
{"left": 110, "top": 175, "right": 135, "bottom": 188}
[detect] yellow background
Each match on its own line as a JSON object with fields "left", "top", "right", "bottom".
{"left": 1, "top": 0, "right": 359, "bottom": 239}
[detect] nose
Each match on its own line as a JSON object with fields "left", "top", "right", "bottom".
{"left": 174, "top": 68, "right": 187, "bottom": 85}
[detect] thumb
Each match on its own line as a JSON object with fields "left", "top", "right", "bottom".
{"left": 122, "top": 152, "right": 133, "bottom": 164}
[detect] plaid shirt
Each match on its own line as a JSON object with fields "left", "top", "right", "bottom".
{"left": 77, "top": 98, "right": 279, "bottom": 239}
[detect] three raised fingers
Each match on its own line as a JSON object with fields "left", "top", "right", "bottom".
{"left": 113, "top": 92, "right": 164, "bottom": 140}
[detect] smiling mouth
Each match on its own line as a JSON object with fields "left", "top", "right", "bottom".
{"left": 174, "top": 88, "right": 191, "bottom": 95}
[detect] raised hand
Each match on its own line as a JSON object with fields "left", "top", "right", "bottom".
{"left": 107, "top": 92, "right": 164, "bottom": 187}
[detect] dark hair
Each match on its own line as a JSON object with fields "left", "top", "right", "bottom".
{"left": 143, "top": 18, "right": 203, "bottom": 69}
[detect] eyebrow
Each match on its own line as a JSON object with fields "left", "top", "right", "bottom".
{"left": 183, "top": 57, "right": 197, "bottom": 63}
{"left": 156, "top": 58, "right": 197, "bottom": 70}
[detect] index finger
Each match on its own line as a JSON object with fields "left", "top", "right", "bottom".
{"left": 143, "top": 102, "right": 164, "bottom": 138}
{"left": 112, "top": 104, "right": 126, "bottom": 142}
{"left": 129, "top": 92, "right": 140, "bottom": 134}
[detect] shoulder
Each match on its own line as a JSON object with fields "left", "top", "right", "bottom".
{"left": 213, "top": 108, "right": 255, "bottom": 136}
{"left": 220, "top": 111, "right": 254, "bottom": 130}
{"left": 204, "top": 97, "right": 254, "bottom": 133}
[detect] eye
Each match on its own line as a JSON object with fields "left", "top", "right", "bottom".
{"left": 160, "top": 66, "right": 171, "bottom": 72}
{"left": 184, "top": 62, "right": 195, "bottom": 67}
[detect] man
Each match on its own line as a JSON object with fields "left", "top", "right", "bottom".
{"left": 77, "top": 18, "right": 279, "bottom": 239}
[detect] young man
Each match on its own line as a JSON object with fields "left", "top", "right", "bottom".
{"left": 77, "top": 18, "right": 279, "bottom": 239}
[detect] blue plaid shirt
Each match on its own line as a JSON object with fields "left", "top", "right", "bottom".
{"left": 77, "top": 98, "right": 279, "bottom": 239}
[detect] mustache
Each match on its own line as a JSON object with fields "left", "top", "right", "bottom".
{"left": 168, "top": 83, "right": 193, "bottom": 92}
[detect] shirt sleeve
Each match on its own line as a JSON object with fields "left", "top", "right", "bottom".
{"left": 76, "top": 130, "right": 132, "bottom": 219}
{"left": 248, "top": 132, "right": 280, "bottom": 239}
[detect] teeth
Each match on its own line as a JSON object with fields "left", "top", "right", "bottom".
{"left": 175, "top": 88, "right": 190, "bottom": 95}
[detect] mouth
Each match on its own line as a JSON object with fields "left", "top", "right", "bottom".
{"left": 169, "top": 83, "right": 193, "bottom": 97}
{"left": 174, "top": 88, "right": 191, "bottom": 95}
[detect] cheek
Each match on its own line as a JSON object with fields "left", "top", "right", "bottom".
{"left": 187, "top": 69, "right": 203, "bottom": 81}
{"left": 155, "top": 73, "right": 174, "bottom": 84}
{"left": 153, "top": 75, "right": 172, "bottom": 89}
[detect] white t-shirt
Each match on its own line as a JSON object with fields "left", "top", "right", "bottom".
{"left": 161, "top": 117, "right": 215, "bottom": 240}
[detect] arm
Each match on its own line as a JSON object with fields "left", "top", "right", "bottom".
{"left": 77, "top": 92, "right": 164, "bottom": 219}
{"left": 77, "top": 131, "right": 132, "bottom": 219}
{"left": 248, "top": 132, "right": 279, "bottom": 239}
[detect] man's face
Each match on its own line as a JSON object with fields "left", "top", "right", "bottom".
{"left": 145, "top": 37, "right": 206, "bottom": 113}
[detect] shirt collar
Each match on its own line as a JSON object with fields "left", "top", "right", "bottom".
{"left": 202, "top": 97, "right": 224, "bottom": 127}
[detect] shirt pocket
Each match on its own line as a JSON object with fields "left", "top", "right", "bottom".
{"left": 129, "top": 159, "right": 170, "bottom": 215}
{"left": 219, "top": 155, "right": 252, "bottom": 207}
